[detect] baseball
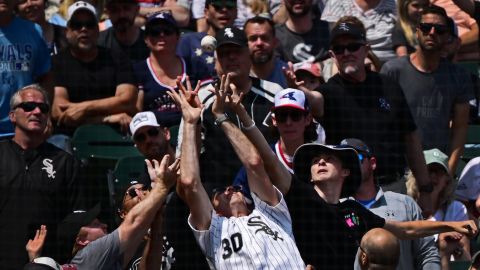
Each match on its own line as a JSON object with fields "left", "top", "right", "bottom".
{"left": 201, "top": 35, "right": 217, "bottom": 53}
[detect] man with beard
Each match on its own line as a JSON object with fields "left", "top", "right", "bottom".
{"left": 317, "top": 18, "right": 434, "bottom": 216}
{"left": 51, "top": 1, "right": 137, "bottom": 137}
{"left": 98, "top": 0, "right": 149, "bottom": 63}
{"left": 275, "top": 0, "right": 330, "bottom": 64}
{"left": 177, "top": 0, "right": 237, "bottom": 76}
{"left": 244, "top": 14, "right": 287, "bottom": 88}
{"left": 381, "top": 5, "right": 474, "bottom": 175}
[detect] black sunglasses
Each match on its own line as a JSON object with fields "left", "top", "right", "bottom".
{"left": 210, "top": 1, "right": 236, "bottom": 10}
{"left": 133, "top": 127, "right": 160, "bottom": 142}
{"left": 126, "top": 185, "right": 150, "bottom": 198}
{"left": 274, "top": 109, "right": 305, "bottom": 123}
{"left": 331, "top": 42, "right": 364, "bottom": 55}
{"left": 68, "top": 20, "right": 97, "bottom": 30}
{"left": 212, "top": 185, "right": 243, "bottom": 196}
{"left": 147, "top": 25, "right": 177, "bottom": 37}
{"left": 418, "top": 23, "right": 448, "bottom": 35}
{"left": 14, "top": 102, "right": 49, "bottom": 114}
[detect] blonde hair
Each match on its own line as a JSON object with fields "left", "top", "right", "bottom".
{"left": 406, "top": 169, "right": 457, "bottom": 212}
{"left": 245, "top": 0, "right": 268, "bottom": 15}
{"left": 396, "top": 0, "right": 418, "bottom": 48}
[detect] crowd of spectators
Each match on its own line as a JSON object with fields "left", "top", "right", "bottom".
{"left": 1, "top": 0, "right": 480, "bottom": 269}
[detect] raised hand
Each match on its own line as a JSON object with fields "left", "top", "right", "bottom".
{"left": 26, "top": 225, "right": 47, "bottom": 261}
{"left": 168, "top": 81, "right": 203, "bottom": 124}
{"left": 146, "top": 155, "right": 180, "bottom": 191}
{"left": 176, "top": 76, "right": 202, "bottom": 108}
{"left": 282, "top": 61, "right": 305, "bottom": 89}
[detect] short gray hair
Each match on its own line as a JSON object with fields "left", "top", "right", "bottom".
{"left": 10, "top": 84, "right": 50, "bottom": 111}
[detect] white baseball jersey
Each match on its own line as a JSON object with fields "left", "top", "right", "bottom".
{"left": 189, "top": 188, "right": 305, "bottom": 270}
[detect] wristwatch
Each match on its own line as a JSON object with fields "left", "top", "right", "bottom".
{"left": 418, "top": 183, "right": 434, "bottom": 193}
{"left": 214, "top": 114, "right": 229, "bottom": 126}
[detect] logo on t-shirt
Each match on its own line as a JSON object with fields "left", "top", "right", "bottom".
{"left": 344, "top": 212, "right": 360, "bottom": 228}
{"left": 378, "top": 98, "right": 391, "bottom": 112}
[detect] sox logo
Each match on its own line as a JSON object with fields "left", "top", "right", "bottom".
{"left": 42, "top": 159, "right": 56, "bottom": 179}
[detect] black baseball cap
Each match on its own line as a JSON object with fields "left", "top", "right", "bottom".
{"left": 330, "top": 22, "right": 367, "bottom": 45}
{"left": 215, "top": 27, "right": 247, "bottom": 49}
{"left": 146, "top": 11, "right": 178, "bottom": 29}
{"left": 293, "top": 143, "right": 362, "bottom": 198}
{"left": 340, "top": 138, "right": 373, "bottom": 157}
{"left": 206, "top": 0, "right": 237, "bottom": 7}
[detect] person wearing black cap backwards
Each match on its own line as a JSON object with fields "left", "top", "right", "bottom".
{"left": 341, "top": 138, "right": 441, "bottom": 270}
{"left": 317, "top": 16, "right": 434, "bottom": 217}
{"left": 230, "top": 93, "right": 478, "bottom": 269}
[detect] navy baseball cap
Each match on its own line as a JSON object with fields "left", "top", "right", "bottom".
{"left": 340, "top": 138, "right": 372, "bottom": 156}
{"left": 146, "top": 11, "right": 177, "bottom": 28}
{"left": 330, "top": 22, "right": 366, "bottom": 45}
{"left": 215, "top": 27, "right": 248, "bottom": 49}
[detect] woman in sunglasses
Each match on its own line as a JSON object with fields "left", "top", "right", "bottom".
{"left": 133, "top": 11, "right": 211, "bottom": 128}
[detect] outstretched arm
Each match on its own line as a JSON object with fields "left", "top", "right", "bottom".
{"left": 211, "top": 74, "right": 278, "bottom": 206}
{"left": 168, "top": 81, "right": 213, "bottom": 231}
{"left": 222, "top": 75, "right": 293, "bottom": 195}
{"left": 384, "top": 219, "right": 478, "bottom": 240}
{"left": 119, "top": 155, "right": 178, "bottom": 267}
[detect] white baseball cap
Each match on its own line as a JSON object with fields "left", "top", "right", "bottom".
{"left": 273, "top": 88, "right": 308, "bottom": 111}
{"left": 29, "top": 257, "right": 62, "bottom": 270}
{"left": 67, "top": 1, "right": 97, "bottom": 21}
{"left": 129, "top": 111, "right": 160, "bottom": 136}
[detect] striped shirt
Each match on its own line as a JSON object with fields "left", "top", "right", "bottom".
{"left": 321, "top": 0, "right": 397, "bottom": 61}
{"left": 189, "top": 189, "right": 305, "bottom": 270}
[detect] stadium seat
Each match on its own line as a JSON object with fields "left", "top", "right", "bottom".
{"left": 463, "top": 125, "right": 480, "bottom": 162}
{"left": 449, "top": 260, "right": 471, "bottom": 270}
{"left": 71, "top": 124, "right": 140, "bottom": 161}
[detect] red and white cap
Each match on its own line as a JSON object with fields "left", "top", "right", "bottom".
{"left": 273, "top": 88, "right": 308, "bottom": 111}
{"left": 294, "top": 62, "right": 322, "bottom": 78}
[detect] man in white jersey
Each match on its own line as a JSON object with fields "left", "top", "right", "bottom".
{"left": 168, "top": 74, "right": 306, "bottom": 269}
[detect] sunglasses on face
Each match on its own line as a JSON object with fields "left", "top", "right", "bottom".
{"left": 146, "top": 25, "right": 177, "bottom": 37}
{"left": 14, "top": 102, "right": 49, "bottom": 114}
{"left": 211, "top": 2, "right": 237, "bottom": 10}
{"left": 418, "top": 23, "right": 448, "bottom": 35}
{"left": 274, "top": 109, "right": 305, "bottom": 123}
{"left": 212, "top": 185, "right": 243, "bottom": 197}
{"left": 133, "top": 127, "right": 160, "bottom": 143}
{"left": 357, "top": 152, "right": 371, "bottom": 163}
{"left": 126, "top": 185, "right": 151, "bottom": 198}
{"left": 331, "top": 42, "right": 364, "bottom": 55}
{"left": 68, "top": 20, "right": 97, "bottom": 30}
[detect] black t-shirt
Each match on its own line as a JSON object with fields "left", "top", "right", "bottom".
{"left": 53, "top": 46, "right": 136, "bottom": 102}
{"left": 318, "top": 71, "right": 417, "bottom": 179}
{"left": 199, "top": 77, "right": 281, "bottom": 188}
{"left": 52, "top": 46, "right": 136, "bottom": 134}
{"left": 98, "top": 28, "right": 149, "bottom": 64}
{"left": 0, "top": 140, "right": 84, "bottom": 270}
{"left": 285, "top": 178, "right": 385, "bottom": 269}
{"left": 275, "top": 19, "right": 330, "bottom": 63}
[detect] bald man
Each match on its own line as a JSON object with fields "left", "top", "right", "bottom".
{"left": 359, "top": 228, "right": 400, "bottom": 270}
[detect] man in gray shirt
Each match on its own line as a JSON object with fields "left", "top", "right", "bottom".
{"left": 380, "top": 5, "right": 474, "bottom": 175}
{"left": 342, "top": 138, "right": 441, "bottom": 270}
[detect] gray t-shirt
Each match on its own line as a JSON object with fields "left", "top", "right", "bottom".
{"left": 381, "top": 56, "right": 474, "bottom": 153}
{"left": 351, "top": 189, "right": 440, "bottom": 270}
{"left": 71, "top": 229, "right": 123, "bottom": 270}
